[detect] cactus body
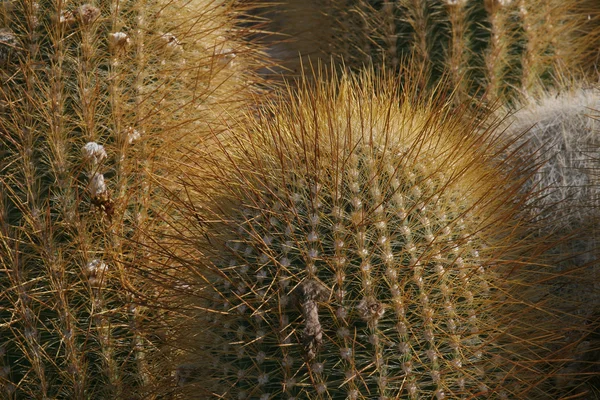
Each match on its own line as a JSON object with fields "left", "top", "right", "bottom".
{"left": 503, "top": 89, "right": 600, "bottom": 324}
{"left": 0, "top": 0, "right": 264, "bottom": 397}
{"left": 506, "top": 89, "right": 600, "bottom": 233}
{"left": 163, "top": 71, "right": 593, "bottom": 398}
{"left": 257, "top": 0, "right": 595, "bottom": 101}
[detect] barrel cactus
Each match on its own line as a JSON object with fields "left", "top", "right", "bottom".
{"left": 0, "top": 0, "right": 265, "bottom": 397}
{"left": 502, "top": 88, "right": 600, "bottom": 336}
{"left": 158, "top": 70, "right": 594, "bottom": 398}
{"left": 505, "top": 89, "right": 600, "bottom": 238}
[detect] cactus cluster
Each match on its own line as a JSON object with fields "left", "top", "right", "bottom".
{"left": 158, "top": 71, "right": 596, "bottom": 399}
{"left": 1, "top": 0, "right": 599, "bottom": 398}
{"left": 0, "top": 0, "right": 264, "bottom": 397}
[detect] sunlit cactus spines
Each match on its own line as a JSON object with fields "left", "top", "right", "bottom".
{"left": 0, "top": 0, "right": 267, "bottom": 397}
{"left": 157, "top": 70, "right": 595, "bottom": 399}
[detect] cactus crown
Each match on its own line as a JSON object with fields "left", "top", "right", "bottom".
{"left": 162, "top": 70, "right": 588, "bottom": 399}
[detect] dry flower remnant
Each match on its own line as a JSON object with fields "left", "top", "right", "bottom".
{"left": 85, "top": 259, "right": 108, "bottom": 288}
{"left": 75, "top": 4, "right": 101, "bottom": 25}
{"left": 108, "top": 32, "right": 130, "bottom": 52}
{"left": 292, "top": 279, "right": 329, "bottom": 361}
{"left": 59, "top": 4, "right": 100, "bottom": 27}
{"left": 88, "top": 173, "right": 107, "bottom": 198}
{"left": 82, "top": 142, "right": 107, "bottom": 164}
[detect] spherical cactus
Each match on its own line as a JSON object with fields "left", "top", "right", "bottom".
{"left": 505, "top": 89, "right": 600, "bottom": 235}
{"left": 0, "top": 0, "right": 266, "bottom": 397}
{"left": 161, "top": 70, "right": 595, "bottom": 398}
{"left": 503, "top": 88, "right": 600, "bottom": 323}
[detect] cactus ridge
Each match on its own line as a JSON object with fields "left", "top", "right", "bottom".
{"left": 164, "top": 70, "right": 592, "bottom": 399}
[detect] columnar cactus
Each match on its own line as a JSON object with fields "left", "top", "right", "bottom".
{"left": 160, "top": 70, "right": 596, "bottom": 398}
{"left": 249, "top": 0, "right": 341, "bottom": 77}
{"left": 256, "top": 0, "right": 596, "bottom": 101}
{"left": 0, "top": 0, "right": 265, "bottom": 397}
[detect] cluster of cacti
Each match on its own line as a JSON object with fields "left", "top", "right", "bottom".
{"left": 0, "top": 0, "right": 265, "bottom": 397}
{"left": 155, "top": 70, "right": 598, "bottom": 399}
{"left": 1, "top": 0, "right": 599, "bottom": 398}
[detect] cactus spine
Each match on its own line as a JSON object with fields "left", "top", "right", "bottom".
{"left": 156, "top": 70, "right": 594, "bottom": 398}
{"left": 0, "top": 0, "right": 264, "bottom": 397}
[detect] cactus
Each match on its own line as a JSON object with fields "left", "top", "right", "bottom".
{"left": 249, "top": 0, "right": 385, "bottom": 81}
{"left": 256, "top": 0, "right": 596, "bottom": 102}
{"left": 0, "top": 0, "right": 265, "bottom": 397}
{"left": 154, "top": 70, "right": 597, "bottom": 398}
{"left": 505, "top": 89, "right": 599, "bottom": 238}
{"left": 502, "top": 87, "right": 600, "bottom": 323}
{"left": 248, "top": 0, "right": 339, "bottom": 77}
{"left": 500, "top": 89, "right": 600, "bottom": 396}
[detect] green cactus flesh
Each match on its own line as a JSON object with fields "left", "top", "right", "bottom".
{"left": 184, "top": 72, "right": 579, "bottom": 399}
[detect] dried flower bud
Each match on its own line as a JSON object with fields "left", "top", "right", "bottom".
{"left": 109, "top": 31, "right": 130, "bottom": 51}
{"left": 76, "top": 4, "right": 101, "bottom": 25}
{"left": 89, "top": 173, "right": 107, "bottom": 197}
{"left": 85, "top": 259, "right": 108, "bottom": 286}
{"left": 82, "top": 142, "right": 107, "bottom": 164}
